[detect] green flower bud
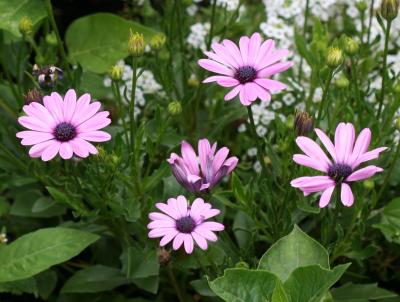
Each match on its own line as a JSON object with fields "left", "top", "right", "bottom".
{"left": 109, "top": 65, "right": 123, "bottom": 81}
{"left": 356, "top": 1, "right": 368, "bottom": 12}
{"left": 396, "top": 117, "right": 400, "bottom": 129}
{"left": 335, "top": 75, "right": 350, "bottom": 89}
{"left": 394, "top": 81, "right": 400, "bottom": 93}
{"left": 128, "top": 30, "right": 145, "bottom": 57}
{"left": 188, "top": 75, "right": 200, "bottom": 87}
{"left": 285, "top": 114, "right": 294, "bottom": 129}
{"left": 19, "top": 16, "right": 33, "bottom": 36}
{"left": 343, "top": 37, "right": 359, "bottom": 56}
{"left": 381, "top": 0, "right": 399, "bottom": 21}
{"left": 150, "top": 34, "right": 166, "bottom": 51}
{"left": 46, "top": 32, "right": 57, "bottom": 46}
{"left": 363, "top": 179, "right": 375, "bottom": 190}
{"left": 326, "top": 47, "right": 344, "bottom": 69}
{"left": 168, "top": 101, "right": 182, "bottom": 115}
{"left": 235, "top": 261, "right": 249, "bottom": 269}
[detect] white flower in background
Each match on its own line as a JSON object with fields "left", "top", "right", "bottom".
{"left": 283, "top": 93, "right": 296, "bottom": 106}
{"left": 187, "top": 4, "right": 198, "bottom": 16}
{"left": 253, "top": 161, "right": 262, "bottom": 173}
{"left": 313, "top": 87, "right": 323, "bottom": 103}
{"left": 256, "top": 125, "right": 267, "bottom": 137}
{"left": 238, "top": 124, "right": 247, "bottom": 133}
{"left": 247, "top": 147, "right": 257, "bottom": 157}
{"left": 187, "top": 22, "right": 210, "bottom": 50}
{"left": 137, "top": 70, "right": 162, "bottom": 94}
{"left": 271, "top": 101, "right": 283, "bottom": 110}
{"left": 216, "top": 0, "right": 239, "bottom": 11}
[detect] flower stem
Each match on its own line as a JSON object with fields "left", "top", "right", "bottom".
{"left": 44, "top": 0, "right": 71, "bottom": 75}
{"left": 112, "top": 81, "right": 130, "bottom": 149}
{"left": 377, "top": 20, "right": 392, "bottom": 121}
{"left": 316, "top": 70, "right": 334, "bottom": 125}
{"left": 247, "top": 106, "right": 268, "bottom": 176}
{"left": 298, "top": 0, "right": 310, "bottom": 82}
{"left": 129, "top": 56, "right": 138, "bottom": 152}
{"left": 166, "top": 264, "right": 186, "bottom": 302}
{"left": 367, "top": 0, "right": 375, "bottom": 44}
{"left": 350, "top": 58, "right": 363, "bottom": 125}
{"left": 207, "top": 0, "right": 217, "bottom": 49}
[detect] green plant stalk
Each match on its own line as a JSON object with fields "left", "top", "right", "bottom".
{"left": 377, "top": 20, "right": 392, "bottom": 121}
{"left": 112, "top": 81, "right": 131, "bottom": 149}
{"left": 175, "top": 0, "right": 188, "bottom": 96}
{"left": 129, "top": 56, "right": 138, "bottom": 153}
{"left": 247, "top": 106, "right": 268, "bottom": 176}
{"left": 316, "top": 70, "right": 334, "bottom": 125}
{"left": 44, "top": 0, "right": 71, "bottom": 75}
{"left": 374, "top": 141, "right": 400, "bottom": 208}
{"left": 298, "top": 0, "right": 310, "bottom": 82}
{"left": 166, "top": 264, "right": 186, "bottom": 302}
{"left": 350, "top": 58, "right": 363, "bottom": 125}
{"left": 207, "top": 0, "right": 218, "bottom": 49}
{"left": 367, "top": 0, "right": 376, "bottom": 44}
{"left": 26, "top": 36, "right": 43, "bottom": 62}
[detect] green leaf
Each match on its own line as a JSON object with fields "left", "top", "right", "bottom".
{"left": 331, "top": 283, "right": 398, "bottom": 301}
{"left": 46, "top": 186, "right": 88, "bottom": 214}
{"left": 61, "top": 265, "right": 129, "bottom": 293}
{"left": 65, "top": 13, "right": 160, "bottom": 73}
{"left": 231, "top": 172, "right": 248, "bottom": 205}
{"left": 0, "top": 0, "right": 46, "bottom": 37}
{"left": 209, "top": 268, "right": 279, "bottom": 302}
{"left": 283, "top": 264, "right": 350, "bottom": 302}
{"left": 120, "top": 246, "right": 159, "bottom": 279}
{"left": 0, "top": 277, "right": 38, "bottom": 297}
{"left": 374, "top": 197, "right": 400, "bottom": 244}
{"left": 191, "top": 278, "right": 216, "bottom": 297}
{"left": 294, "top": 30, "right": 316, "bottom": 67}
{"left": 258, "top": 225, "right": 329, "bottom": 281}
{"left": 0, "top": 227, "right": 99, "bottom": 282}
{"left": 272, "top": 280, "right": 290, "bottom": 302}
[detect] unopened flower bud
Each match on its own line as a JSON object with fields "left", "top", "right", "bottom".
{"left": 19, "top": 16, "right": 33, "bottom": 36}
{"left": 158, "top": 248, "right": 171, "bottom": 266}
{"left": 294, "top": 110, "right": 314, "bottom": 136}
{"left": 335, "top": 75, "right": 350, "bottom": 89}
{"left": 363, "top": 179, "right": 375, "bottom": 190}
{"left": 168, "top": 101, "right": 182, "bottom": 115}
{"left": 235, "top": 261, "right": 249, "bottom": 269}
{"left": 285, "top": 114, "right": 294, "bottom": 129}
{"left": 356, "top": 1, "right": 368, "bottom": 12}
{"left": 343, "top": 37, "right": 359, "bottom": 56}
{"left": 326, "top": 47, "right": 344, "bottom": 68}
{"left": 150, "top": 34, "right": 166, "bottom": 51}
{"left": 109, "top": 65, "right": 123, "bottom": 81}
{"left": 188, "top": 74, "right": 200, "bottom": 87}
{"left": 394, "top": 81, "right": 400, "bottom": 93}
{"left": 24, "top": 89, "right": 43, "bottom": 105}
{"left": 381, "top": 0, "right": 399, "bottom": 21}
{"left": 128, "top": 30, "right": 145, "bottom": 57}
{"left": 46, "top": 32, "right": 57, "bottom": 46}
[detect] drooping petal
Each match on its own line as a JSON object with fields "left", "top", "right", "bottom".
{"left": 183, "top": 234, "right": 194, "bottom": 254}
{"left": 295, "top": 136, "right": 332, "bottom": 170}
{"left": 192, "top": 231, "right": 208, "bottom": 250}
{"left": 224, "top": 85, "right": 242, "bottom": 101}
{"left": 352, "top": 147, "right": 388, "bottom": 169}
{"left": 244, "top": 82, "right": 259, "bottom": 103}
{"left": 59, "top": 142, "right": 73, "bottom": 159}
{"left": 319, "top": 186, "right": 335, "bottom": 208}
{"left": 340, "top": 183, "right": 354, "bottom": 207}
{"left": 172, "top": 233, "right": 185, "bottom": 250}
{"left": 291, "top": 176, "right": 336, "bottom": 194}
{"left": 41, "top": 141, "right": 61, "bottom": 161}
{"left": 293, "top": 154, "right": 328, "bottom": 172}
{"left": 346, "top": 165, "right": 383, "bottom": 182}
{"left": 239, "top": 85, "right": 252, "bottom": 106}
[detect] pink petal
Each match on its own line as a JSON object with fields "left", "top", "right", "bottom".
{"left": 43, "top": 93, "right": 63, "bottom": 123}
{"left": 247, "top": 32, "right": 262, "bottom": 66}
{"left": 28, "top": 140, "right": 56, "bottom": 158}
{"left": 239, "top": 35, "right": 250, "bottom": 65}
{"left": 224, "top": 85, "right": 242, "bottom": 101}
{"left": 198, "top": 59, "right": 234, "bottom": 76}
{"left": 172, "top": 233, "right": 185, "bottom": 250}
{"left": 181, "top": 141, "right": 200, "bottom": 175}
{"left": 295, "top": 137, "right": 332, "bottom": 170}
{"left": 346, "top": 165, "right": 383, "bottom": 182}
{"left": 23, "top": 103, "right": 56, "bottom": 128}
{"left": 211, "top": 42, "right": 240, "bottom": 68}
{"left": 291, "top": 176, "right": 336, "bottom": 194}
{"left": 159, "top": 230, "right": 178, "bottom": 246}
{"left": 156, "top": 202, "right": 179, "bottom": 220}
{"left": 254, "top": 39, "right": 275, "bottom": 67}
{"left": 315, "top": 128, "right": 337, "bottom": 162}
{"left": 176, "top": 195, "right": 189, "bottom": 217}
{"left": 319, "top": 186, "right": 335, "bottom": 208}
{"left": 72, "top": 101, "right": 101, "bottom": 126}
{"left": 18, "top": 116, "right": 52, "bottom": 132}
{"left": 257, "top": 61, "right": 294, "bottom": 78}
{"left": 198, "top": 138, "right": 211, "bottom": 176}
{"left": 149, "top": 228, "right": 175, "bottom": 238}
{"left": 200, "top": 221, "right": 224, "bottom": 231}
{"left": 256, "top": 86, "right": 271, "bottom": 103}
{"left": 63, "top": 89, "right": 77, "bottom": 122}
{"left": 222, "top": 39, "right": 244, "bottom": 66}
{"left": 18, "top": 131, "right": 54, "bottom": 146}
{"left": 41, "top": 141, "right": 61, "bottom": 161}
{"left": 244, "top": 82, "right": 259, "bottom": 103}
{"left": 194, "top": 227, "right": 218, "bottom": 242}
{"left": 59, "top": 142, "right": 73, "bottom": 159}
{"left": 341, "top": 183, "right": 354, "bottom": 207}
{"left": 184, "top": 234, "right": 194, "bottom": 254}
{"left": 293, "top": 154, "right": 328, "bottom": 172}
{"left": 348, "top": 128, "right": 371, "bottom": 166}
{"left": 212, "top": 147, "right": 229, "bottom": 172}
{"left": 147, "top": 219, "right": 176, "bottom": 229}
{"left": 254, "top": 78, "right": 287, "bottom": 91}
{"left": 203, "top": 75, "right": 236, "bottom": 85}
{"left": 352, "top": 147, "right": 388, "bottom": 169}
{"left": 258, "top": 49, "right": 290, "bottom": 69}
{"left": 78, "top": 131, "right": 111, "bottom": 142}
{"left": 76, "top": 112, "right": 111, "bottom": 132}
{"left": 69, "top": 138, "right": 96, "bottom": 157}
{"left": 192, "top": 231, "right": 208, "bottom": 250}
{"left": 149, "top": 212, "right": 175, "bottom": 221}
{"left": 239, "top": 85, "right": 252, "bottom": 106}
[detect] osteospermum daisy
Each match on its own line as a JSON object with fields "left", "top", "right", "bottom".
{"left": 291, "top": 122, "right": 387, "bottom": 208}
{"left": 198, "top": 32, "right": 293, "bottom": 106}
{"left": 17, "top": 89, "right": 111, "bottom": 161}
{"left": 167, "top": 139, "right": 238, "bottom": 193}
{"left": 148, "top": 196, "right": 224, "bottom": 254}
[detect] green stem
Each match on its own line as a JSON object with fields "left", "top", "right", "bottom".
{"left": 377, "top": 20, "right": 392, "bottom": 121}
{"left": 129, "top": 56, "right": 138, "bottom": 154}
{"left": 207, "top": 0, "right": 217, "bottom": 49}
{"left": 247, "top": 106, "right": 268, "bottom": 176}
{"left": 112, "top": 81, "right": 130, "bottom": 149}
{"left": 298, "top": 0, "right": 310, "bottom": 82}
{"left": 166, "top": 264, "right": 186, "bottom": 302}
{"left": 367, "top": 0, "right": 375, "bottom": 44}
{"left": 316, "top": 70, "right": 334, "bottom": 125}
{"left": 350, "top": 58, "right": 363, "bottom": 125}
{"left": 44, "top": 0, "right": 71, "bottom": 76}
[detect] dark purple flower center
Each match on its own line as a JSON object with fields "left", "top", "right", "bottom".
{"left": 54, "top": 122, "right": 76, "bottom": 142}
{"left": 328, "top": 163, "right": 352, "bottom": 182}
{"left": 176, "top": 216, "right": 196, "bottom": 233}
{"left": 234, "top": 66, "right": 257, "bottom": 84}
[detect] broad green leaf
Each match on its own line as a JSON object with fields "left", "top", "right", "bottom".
{"left": 258, "top": 225, "right": 329, "bottom": 281}
{"left": 61, "top": 265, "right": 129, "bottom": 293}
{"left": 283, "top": 264, "right": 350, "bottom": 302}
{"left": 209, "top": 268, "right": 279, "bottom": 302}
{"left": 331, "top": 283, "right": 398, "bottom": 301}
{"left": 231, "top": 172, "right": 248, "bottom": 205}
{"left": 0, "top": 227, "right": 99, "bottom": 282}
{"left": 272, "top": 280, "right": 290, "bottom": 302}
{"left": 120, "top": 246, "right": 159, "bottom": 279}
{"left": 46, "top": 186, "right": 88, "bottom": 214}
{"left": 65, "top": 13, "right": 160, "bottom": 73}
{"left": 191, "top": 278, "right": 216, "bottom": 297}
{"left": 374, "top": 198, "right": 400, "bottom": 244}
{"left": 0, "top": 0, "right": 46, "bottom": 37}
{"left": 382, "top": 197, "right": 400, "bottom": 227}
{"left": 0, "top": 277, "right": 38, "bottom": 296}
